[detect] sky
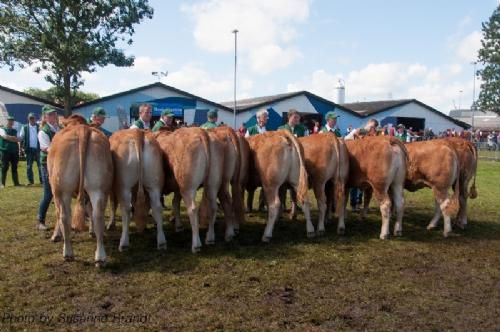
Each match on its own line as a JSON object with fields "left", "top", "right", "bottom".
{"left": 0, "top": 0, "right": 497, "bottom": 114}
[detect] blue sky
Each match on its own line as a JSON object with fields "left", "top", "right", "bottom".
{"left": 0, "top": 0, "right": 497, "bottom": 113}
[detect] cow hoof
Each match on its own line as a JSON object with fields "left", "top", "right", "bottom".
{"left": 157, "top": 242, "right": 167, "bottom": 250}
{"left": 427, "top": 224, "right": 437, "bottom": 231}
{"left": 95, "top": 260, "right": 106, "bottom": 268}
{"left": 224, "top": 235, "right": 234, "bottom": 242}
{"left": 106, "top": 223, "right": 116, "bottom": 231}
{"left": 51, "top": 235, "right": 62, "bottom": 242}
{"left": 118, "top": 245, "right": 129, "bottom": 252}
{"left": 307, "top": 232, "right": 316, "bottom": 238}
{"left": 175, "top": 226, "right": 184, "bottom": 233}
{"left": 192, "top": 246, "right": 201, "bottom": 254}
{"left": 379, "top": 234, "right": 390, "bottom": 240}
{"left": 205, "top": 239, "right": 215, "bottom": 245}
{"left": 64, "top": 255, "right": 74, "bottom": 262}
{"left": 443, "top": 231, "right": 451, "bottom": 238}
{"left": 262, "top": 236, "right": 272, "bottom": 243}
{"left": 394, "top": 230, "right": 403, "bottom": 237}
{"left": 317, "top": 230, "right": 325, "bottom": 237}
{"left": 337, "top": 227, "right": 345, "bottom": 235}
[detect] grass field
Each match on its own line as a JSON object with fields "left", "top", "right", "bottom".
{"left": 0, "top": 161, "right": 499, "bottom": 331}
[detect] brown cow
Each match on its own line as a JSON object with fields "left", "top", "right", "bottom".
{"left": 199, "top": 126, "right": 243, "bottom": 243}
{"left": 294, "top": 133, "right": 349, "bottom": 234}
{"left": 107, "top": 129, "right": 166, "bottom": 252}
{"left": 246, "top": 130, "right": 313, "bottom": 240}
{"left": 47, "top": 123, "right": 112, "bottom": 266}
{"left": 432, "top": 137, "right": 478, "bottom": 229}
{"left": 345, "top": 136, "right": 407, "bottom": 239}
{"left": 155, "top": 127, "right": 211, "bottom": 253}
{"left": 404, "top": 140, "right": 460, "bottom": 237}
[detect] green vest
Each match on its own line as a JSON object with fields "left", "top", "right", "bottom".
{"left": 22, "top": 124, "right": 40, "bottom": 150}
{"left": 247, "top": 124, "right": 269, "bottom": 136}
{"left": 200, "top": 121, "right": 217, "bottom": 129}
{"left": 133, "top": 119, "right": 146, "bottom": 129}
{"left": 395, "top": 131, "right": 407, "bottom": 142}
{"left": 0, "top": 128, "right": 19, "bottom": 154}
{"left": 152, "top": 119, "right": 165, "bottom": 132}
{"left": 278, "top": 123, "right": 306, "bottom": 137}
{"left": 39, "top": 124, "right": 59, "bottom": 164}
{"left": 320, "top": 126, "right": 341, "bottom": 137}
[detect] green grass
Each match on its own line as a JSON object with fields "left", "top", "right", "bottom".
{"left": 0, "top": 162, "right": 499, "bottom": 331}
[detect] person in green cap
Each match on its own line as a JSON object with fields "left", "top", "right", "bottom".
{"left": 395, "top": 124, "right": 407, "bottom": 142}
{"left": 245, "top": 108, "right": 270, "bottom": 137}
{"left": 36, "top": 105, "right": 62, "bottom": 230}
{"left": 130, "top": 103, "right": 152, "bottom": 129}
{"left": 278, "top": 109, "right": 308, "bottom": 137}
{"left": 19, "top": 112, "right": 42, "bottom": 185}
{"left": 89, "top": 107, "right": 112, "bottom": 137}
{"left": 0, "top": 115, "right": 21, "bottom": 187}
{"left": 200, "top": 109, "right": 218, "bottom": 129}
{"left": 152, "top": 109, "right": 176, "bottom": 132}
{"left": 320, "top": 111, "right": 341, "bottom": 137}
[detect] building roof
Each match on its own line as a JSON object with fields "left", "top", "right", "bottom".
{"left": 221, "top": 90, "right": 359, "bottom": 116}
{"left": 341, "top": 98, "right": 470, "bottom": 129}
{"left": 73, "top": 82, "right": 234, "bottom": 112}
{"left": 0, "top": 84, "right": 63, "bottom": 108}
{"left": 450, "top": 109, "right": 500, "bottom": 130}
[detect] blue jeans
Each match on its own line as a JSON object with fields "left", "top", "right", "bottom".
{"left": 350, "top": 187, "right": 363, "bottom": 208}
{"left": 37, "top": 164, "right": 53, "bottom": 224}
{"left": 26, "top": 148, "right": 42, "bottom": 184}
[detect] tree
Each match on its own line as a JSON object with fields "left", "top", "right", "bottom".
{"left": 24, "top": 87, "right": 99, "bottom": 107}
{"left": 477, "top": 4, "right": 500, "bottom": 114}
{"left": 0, "top": 1, "right": 153, "bottom": 117}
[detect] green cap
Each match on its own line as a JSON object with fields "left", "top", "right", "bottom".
{"left": 161, "top": 109, "right": 174, "bottom": 117}
{"left": 42, "top": 105, "right": 57, "bottom": 114}
{"left": 325, "top": 111, "right": 339, "bottom": 120}
{"left": 7, "top": 115, "right": 14, "bottom": 121}
{"left": 207, "top": 109, "right": 218, "bottom": 118}
{"left": 92, "top": 107, "right": 106, "bottom": 117}
{"left": 28, "top": 112, "right": 36, "bottom": 118}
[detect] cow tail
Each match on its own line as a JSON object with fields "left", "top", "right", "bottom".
{"left": 228, "top": 129, "right": 245, "bottom": 224}
{"left": 469, "top": 142, "right": 478, "bottom": 199}
{"left": 72, "top": 126, "right": 91, "bottom": 232}
{"left": 280, "top": 130, "right": 309, "bottom": 205}
{"left": 332, "top": 136, "right": 345, "bottom": 215}
{"left": 446, "top": 152, "right": 461, "bottom": 216}
{"left": 133, "top": 131, "right": 147, "bottom": 232}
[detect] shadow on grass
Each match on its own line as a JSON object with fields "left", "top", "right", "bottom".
{"left": 92, "top": 205, "right": 500, "bottom": 275}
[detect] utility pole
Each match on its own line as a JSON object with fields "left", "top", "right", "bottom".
{"left": 232, "top": 29, "right": 238, "bottom": 129}
{"left": 471, "top": 61, "right": 477, "bottom": 133}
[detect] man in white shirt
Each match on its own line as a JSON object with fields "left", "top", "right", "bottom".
{"left": 36, "top": 106, "right": 61, "bottom": 230}
{"left": 130, "top": 104, "right": 152, "bottom": 129}
{"left": 245, "top": 109, "right": 269, "bottom": 137}
{"left": 19, "top": 113, "right": 42, "bottom": 185}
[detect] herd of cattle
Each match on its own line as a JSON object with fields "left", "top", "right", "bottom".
{"left": 46, "top": 115, "right": 478, "bottom": 267}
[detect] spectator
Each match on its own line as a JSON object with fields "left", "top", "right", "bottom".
{"left": 130, "top": 104, "right": 152, "bottom": 129}
{"left": 279, "top": 109, "right": 308, "bottom": 137}
{"left": 0, "top": 115, "right": 21, "bottom": 188}
{"left": 395, "top": 124, "right": 407, "bottom": 142}
{"left": 312, "top": 120, "right": 321, "bottom": 134}
{"left": 245, "top": 108, "right": 269, "bottom": 137}
{"left": 19, "top": 112, "right": 42, "bottom": 185}
{"left": 320, "top": 112, "right": 341, "bottom": 137}
{"left": 200, "top": 109, "right": 218, "bottom": 129}
{"left": 36, "top": 106, "right": 62, "bottom": 230}
{"left": 89, "top": 107, "right": 112, "bottom": 137}
{"left": 238, "top": 123, "right": 247, "bottom": 137}
{"left": 152, "top": 109, "right": 176, "bottom": 132}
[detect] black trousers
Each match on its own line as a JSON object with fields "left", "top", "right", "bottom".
{"left": 1, "top": 151, "right": 20, "bottom": 186}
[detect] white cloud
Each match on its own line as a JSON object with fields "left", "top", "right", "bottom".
{"left": 130, "top": 56, "right": 172, "bottom": 73}
{"left": 181, "top": 0, "right": 310, "bottom": 74}
{"left": 288, "top": 62, "right": 475, "bottom": 113}
{"left": 455, "top": 30, "right": 482, "bottom": 62}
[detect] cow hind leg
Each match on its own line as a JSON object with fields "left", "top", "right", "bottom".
{"left": 378, "top": 194, "right": 392, "bottom": 240}
{"left": 118, "top": 190, "right": 132, "bottom": 252}
{"left": 456, "top": 184, "right": 468, "bottom": 229}
{"left": 106, "top": 191, "right": 118, "bottom": 231}
{"left": 434, "top": 191, "right": 453, "bottom": 237}
{"left": 219, "top": 187, "right": 236, "bottom": 242}
{"left": 391, "top": 185, "right": 404, "bottom": 237}
{"left": 87, "top": 190, "right": 107, "bottom": 267}
{"left": 50, "top": 204, "right": 62, "bottom": 242}
{"left": 86, "top": 201, "right": 95, "bottom": 238}
{"left": 313, "top": 182, "right": 326, "bottom": 236}
{"left": 427, "top": 199, "right": 441, "bottom": 230}
{"left": 55, "top": 193, "right": 74, "bottom": 260}
{"left": 361, "top": 188, "right": 373, "bottom": 220}
{"left": 202, "top": 188, "right": 218, "bottom": 246}
{"left": 148, "top": 189, "right": 167, "bottom": 250}
{"left": 262, "top": 186, "right": 281, "bottom": 242}
{"left": 182, "top": 190, "right": 202, "bottom": 253}
{"left": 172, "top": 191, "right": 183, "bottom": 232}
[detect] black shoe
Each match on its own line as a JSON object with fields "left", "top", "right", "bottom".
{"left": 14, "top": 183, "right": 22, "bottom": 187}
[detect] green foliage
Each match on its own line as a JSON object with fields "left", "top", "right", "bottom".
{"left": 24, "top": 86, "right": 99, "bottom": 106}
{"left": 0, "top": 1, "right": 153, "bottom": 116}
{"left": 477, "top": 5, "right": 500, "bottom": 114}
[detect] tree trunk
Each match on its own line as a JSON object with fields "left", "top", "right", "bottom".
{"left": 63, "top": 72, "right": 72, "bottom": 118}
